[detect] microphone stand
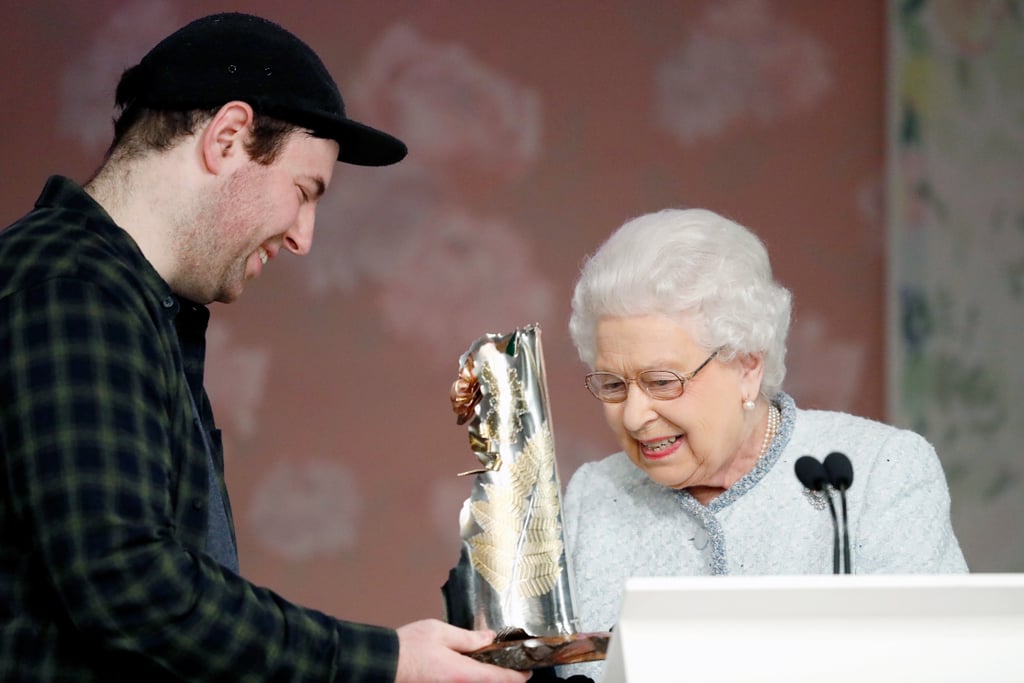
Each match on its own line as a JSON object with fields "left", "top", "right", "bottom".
{"left": 824, "top": 452, "right": 854, "bottom": 574}
{"left": 837, "top": 485, "right": 850, "bottom": 574}
{"left": 794, "top": 455, "right": 840, "bottom": 574}
{"left": 823, "top": 489, "right": 841, "bottom": 575}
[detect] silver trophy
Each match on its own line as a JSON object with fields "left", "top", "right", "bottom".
{"left": 444, "top": 324, "right": 607, "bottom": 670}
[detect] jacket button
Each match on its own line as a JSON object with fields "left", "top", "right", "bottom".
{"left": 192, "top": 499, "right": 203, "bottom": 510}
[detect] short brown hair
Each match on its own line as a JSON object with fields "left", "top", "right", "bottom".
{"left": 106, "top": 105, "right": 298, "bottom": 165}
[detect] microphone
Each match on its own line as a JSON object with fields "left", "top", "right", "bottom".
{"left": 794, "top": 455, "right": 840, "bottom": 574}
{"left": 824, "top": 452, "right": 854, "bottom": 574}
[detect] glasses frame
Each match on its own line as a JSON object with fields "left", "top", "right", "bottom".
{"left": 584, "top": 349, "right": 720, "bottom": 403}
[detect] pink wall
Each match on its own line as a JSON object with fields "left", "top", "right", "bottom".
{"left": 0, "top": 0, "right": 884, "bottom": 627}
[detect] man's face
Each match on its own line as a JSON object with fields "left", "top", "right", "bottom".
{"left": 176, "top": 130, "right": 339, "bottom": 303}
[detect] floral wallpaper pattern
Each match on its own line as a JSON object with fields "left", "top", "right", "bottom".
{"left": 655, "top": 0, "right": 832, "bottom": 143}
{"left": 889, "top": 0, "right": 1024, "bottom": 570}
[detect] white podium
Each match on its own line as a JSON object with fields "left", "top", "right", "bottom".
{"left": 602, "top": 573, "right": 1024, "bottom": 682}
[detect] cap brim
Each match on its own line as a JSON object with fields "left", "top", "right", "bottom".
{"left": 329, "top": 118, "right": 407, "bottom": 167}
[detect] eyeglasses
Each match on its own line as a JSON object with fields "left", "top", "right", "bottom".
{"left": 584, "top": 350, "right": 719, "bottom": 403}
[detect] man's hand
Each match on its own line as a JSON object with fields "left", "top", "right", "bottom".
{"left": 395, "top": 619, "right": 532, "bottom": 683}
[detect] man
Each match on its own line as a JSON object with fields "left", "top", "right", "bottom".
{"left": 0, "top": 12, "right": 529, "bottom": 683}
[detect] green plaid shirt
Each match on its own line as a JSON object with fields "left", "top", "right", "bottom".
{"left": 0, "top": 176, "right": 398, "bottom": 682}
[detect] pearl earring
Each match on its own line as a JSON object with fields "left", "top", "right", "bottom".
{"left": 743, "top": 399, "right": 756, "bottom": 411}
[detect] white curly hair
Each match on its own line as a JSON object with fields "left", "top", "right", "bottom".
{"left": 569, "top": 208, "right": 792, "bottom": 399}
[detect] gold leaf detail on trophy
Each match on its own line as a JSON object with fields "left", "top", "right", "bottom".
{"left": 468, "top": 422, "right": 563, "bottom": 599}
{"left": 478, "top": 362, "right": 523, "bottom": 453}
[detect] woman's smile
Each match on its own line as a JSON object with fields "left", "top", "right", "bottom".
{"left": 639, "top": 434, "right": 683, "bottom": 460}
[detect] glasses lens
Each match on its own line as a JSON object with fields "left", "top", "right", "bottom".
{"left": 638, "top": 370, "right": 684, "bottom": 399}
{"left": 586, "top": 373, "right": 627, "bottom": 402}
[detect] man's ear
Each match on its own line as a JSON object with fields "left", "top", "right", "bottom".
{"left": 200, "top": 101, "right": 255, "bottom": 174}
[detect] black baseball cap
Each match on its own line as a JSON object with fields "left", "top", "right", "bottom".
{"left": 114, "top": 12, "right": 406, "bottom": 166}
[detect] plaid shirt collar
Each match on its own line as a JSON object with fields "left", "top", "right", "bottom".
{"left": 34, "top": 175, "right": 203, "bottom": 320}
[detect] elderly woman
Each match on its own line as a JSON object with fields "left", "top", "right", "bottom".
{"left": 556, "top": 208, "right": 966, "bottom": 681}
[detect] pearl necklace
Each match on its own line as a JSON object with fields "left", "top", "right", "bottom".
{"left": 759, "top": 402, "right": 780, "bottom": 458}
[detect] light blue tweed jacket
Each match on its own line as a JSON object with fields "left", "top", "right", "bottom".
{"left": 558, "top": 392, "right": 967, "bottom": 681}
